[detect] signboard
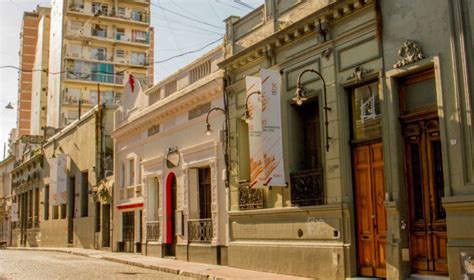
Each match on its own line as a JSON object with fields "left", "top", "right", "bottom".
{"left": 245, "top": 76, "right": 265, "bottom": 188}
{"left": 260, "top": 69, "right": 287, "bottom": 187}
{"left": 49, "top": 154, "right": 68, "bottom": 205}
{"left": 245, "top": 70, "right": 287, "bottom": 188}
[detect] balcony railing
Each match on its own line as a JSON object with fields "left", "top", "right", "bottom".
{"left": 188, "top": 219, "right": 212, "bottom": 243}
{"left": 146, "top": 221, "right": 159, "bottom": 242}
{"left": 290, "top": 168, "right": 324, "bottom": 206}
{"left": 66, "top": 72, "right": 124, "bottom": 85}
{"left": 238, "top": 181, "right": 264, "bottom": 210}
{"left": 68, "top": 5, "right": 150, "bottom": 24}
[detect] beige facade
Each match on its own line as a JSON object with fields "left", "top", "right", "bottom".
{"left": 112, "top": 47, "right": 228, "bottom": 264}
{"left": 11, "top": 106, "right": 115, "bottom": 249}
{"left": 0, "top": 156, "right": 15, "bottom": 245}
{"left": 47, "top": 0, "right": 152, "bottom": 129}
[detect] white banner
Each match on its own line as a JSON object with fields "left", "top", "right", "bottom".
{"left": 49, "top": 154, "right": 68, "bottom": 205}
{"left": 260, "top": 69, "right": 287, "bottom": 187}
{"left": 245, "top": 76, "right": 265, "bottom": 188}
{"left": 10, "top": 202, "right": 18, "bottom": 222}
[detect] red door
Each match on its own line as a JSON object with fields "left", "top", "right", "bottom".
{"left": 165, "top": 173, "right": 177, "bottom": 256}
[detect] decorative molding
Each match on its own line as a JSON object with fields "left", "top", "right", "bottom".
{"left": 346, "top": 66, "right": 374, "bottom": 81}
{"left": 322, "top": 47, "right": 332, "bottom": 60}
{"left": 393, "top": 40, "right": 425, "bottom": 69}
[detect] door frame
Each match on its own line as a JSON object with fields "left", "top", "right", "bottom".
{"left": 165, "top": 172, "right": 177, "bottom": 256}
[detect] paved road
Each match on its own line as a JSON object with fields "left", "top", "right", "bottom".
{"left": 0, "top": 250, "right": 191, "bottom": 280}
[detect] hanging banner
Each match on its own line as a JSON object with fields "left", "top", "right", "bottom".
{"left": 260, "top": 69, "right": 287, "bottom": 187}
{"left": 245, "top": 76, "right": 265, "bottom": 188}
{"left": 49, "top": 154, "right": 68, "bottom": 205}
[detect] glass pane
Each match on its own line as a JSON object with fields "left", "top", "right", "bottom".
{"left": 410, "top": 143, "right": 424, "bottom": 221}
{"left": 404, "top": 77, "right": 436, "bottom": 112}
{"left": 351, "top": 82, "right": 381, "bottom": 141}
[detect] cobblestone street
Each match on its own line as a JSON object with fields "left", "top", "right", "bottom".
{"left": 0, "top": 250, "right": 190, "bottom": 280}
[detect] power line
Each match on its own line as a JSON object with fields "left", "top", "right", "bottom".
{"left": 154, "top": 37, "right": 222, "bottom": 64}
{"left": 214, "top": 0, "right": 248, "bottom": 12}
{"left": 151, "top": 2, "right": 224, "bottom": 30}
{"left": 149, "top": 10, "right": 224, "bottom": 35}
{"left": 233, "top": 0, "right": 255, "bottom": 10}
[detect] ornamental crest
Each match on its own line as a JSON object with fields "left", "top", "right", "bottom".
{"left": 394, "top": 40, "right": 425, "bottom": 68}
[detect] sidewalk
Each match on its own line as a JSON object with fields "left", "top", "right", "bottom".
{"left": 6, "top": 247, "right": 310, "bottom": 280}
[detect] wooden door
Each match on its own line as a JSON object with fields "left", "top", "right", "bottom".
{"left": 122, "top": 211, "right": 134, "bottom": 253}
{"left": 354, "top": 142, "right": 387, "bottom": 277}
{"left": 165, "top": 173, "right": 177, "bottom": 256}
{"left": 402, "top": 116, "right": 447, "bottom": 275}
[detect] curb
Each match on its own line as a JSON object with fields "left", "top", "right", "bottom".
{"left": 6, "top": 247, "right": 213, "bottom": 279}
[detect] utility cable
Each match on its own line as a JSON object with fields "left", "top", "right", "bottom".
{"left": 151, "top": 2, "right": 224, "bottom": 30}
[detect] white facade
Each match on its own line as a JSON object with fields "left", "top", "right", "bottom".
{"left": 112, "top": 47, "right": 228, "bottom": 263}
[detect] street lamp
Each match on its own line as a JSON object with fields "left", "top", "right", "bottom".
{"left": 243, "top": 91, "right": 261, "bottom": 124}
{"left": 204, "top": 107, "right": 225, "bottom": 136}
{"left": 294, "top": 69, "right": 331, "bottom": 151}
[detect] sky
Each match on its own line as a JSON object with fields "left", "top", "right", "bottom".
{"left": 0, "top": 0, "right": 264, "bottom": 158}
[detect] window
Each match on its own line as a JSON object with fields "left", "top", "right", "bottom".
{"left": 60, "top": 203, "right": 67, "bottom": 219}
{"left": 351, "top": 82, "right": 381, "bottom": 141}
{"left": 70, "top": 21, "right": 83, "bottom": 31}
{"left": 92, "top": 24, "right": 107, "bottom": 38}
{"left": 198, "top": 168, "right": 212, "bottom": 219}
{"left": 399, "top": 69, "right": 437, "bottom": 114}
{"left": 81, "top": 172, "right": 88, "bottom": 217}
{"left": 289, "top": 99, "right": 324, "bottom": 206}
{"left": 131, "top": 52, "right": 146, "bottom": 65}
{"left": 131, "top": 10, "right": 144, "bottom": 22}
{"left": 92, "top": 2, "right": 108, "bottom": 15}
{"left": 91, "top": 47, "right": 107, "bottom": 61}
{"left": 64, "top": 110, "right": 79, "bottom": 125}
{"left": 34, "top": 188, "right": 39, "bottom": 219}
{"left": 115, "top": 28, "right": 126, "bottom": 41}
{"left": 117, "top": 7, "right": 126, "bottom": 17}
{"left": 69, "top": 44, "right": 82, "bottom": 57}
{"left": 128, "top": 158, "right": 135, "bottom": 186}
{"left": 91, "top": 63, "right": 114, "bottom": 83}
{"left": 131, "top": 30, "right": 148, "bottom": 44}
{"left": 121, "top": 162, "right": 125, "bottom": 188}
{"left": 116, "top": 49, "right": 125, "bottom": 58}
{"left": 53, "top": 205, "right": 59, "bottom": 220}
{"left": 44, "top": 185, "right": 49, "bottom": 220}
{"left": 64, "top": 88, "right": 81, "bottom": 104}
{"left": 188, "top": 102, "right": 211, "bottom": 120}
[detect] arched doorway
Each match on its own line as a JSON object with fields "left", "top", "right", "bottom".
{"left": 165, "top": 172, "right": 177, "bottom": 256}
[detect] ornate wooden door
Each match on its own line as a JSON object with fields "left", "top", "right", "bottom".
{"left": 353, "top": 142, "right": 387, "bottom": 277}
{"left": 402, "top": 116, "right": 447, "bottom": 275}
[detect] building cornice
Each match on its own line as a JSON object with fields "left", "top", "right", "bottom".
{"left": 219, "top": 0, "right": 374, "bottom": 70}
{"left": 112, "top": 70, "right": 224, "bottom": 140}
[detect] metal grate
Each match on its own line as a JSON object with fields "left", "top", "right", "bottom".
{"left": 146, "top": 221, "right": 160, "bottom": 242}
{"left": 238, "top": 181, "right": 264, "bottom": 210}
{"left": 188, "top": 219, "right": 212, "bottom": 243}
{"left": 290, "top": 168, "right": 324, "bottom": 206}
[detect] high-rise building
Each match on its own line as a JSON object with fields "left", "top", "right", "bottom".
{"left": 30, "top": 8, "right": 51, "bottom": 136}
{"left": 47, "top": 0, "right": 152, "bottom": 128}
{"left": 16, "top": 7, "right": 50, "bottom": 138}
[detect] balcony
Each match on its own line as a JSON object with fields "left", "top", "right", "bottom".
{"left": 146, "top": 221, "right": 159, "bottom": 242}
{"left": 188, "top": 219, "right": 212, "bottom": 243}
{"left": 238, "top": 181, "right": 264, "bottom": 210}
{"left": 67, "top": 5, "right": 149, "bottom": 25}
{"left": 66, "top": 71, "right": 124, "bottom": 85}
{"left": 290, "top": 168, "right": 324, "bottom": 206}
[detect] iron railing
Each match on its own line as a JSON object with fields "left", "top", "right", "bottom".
{"left": 238, "top": 181, "right": 264, "bottom": 210}
{"left": 290, "top": 168, "right": 324, "bottom": 206}
{"left": 188, "top": 219, "right": 212, "bottom": 243}
{"left": 146, "top": 221, "right": 159, "bottom": 242}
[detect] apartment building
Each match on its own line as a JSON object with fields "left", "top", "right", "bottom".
{"left": 47, "top": 0, "right": 152, "bottom": 129}
{"left": 16, "top": 7, "right": 50, "bottom": 138}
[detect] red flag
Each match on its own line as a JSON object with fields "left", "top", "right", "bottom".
{"left": 129, "top": 74, "right": 135, "bottom": 92}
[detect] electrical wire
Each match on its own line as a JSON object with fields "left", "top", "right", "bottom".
{"left": 151, "top": 2, "right": 224, "bottom": 30}
{"left": 153, "top": 37, "right": 222, "bottom": 64}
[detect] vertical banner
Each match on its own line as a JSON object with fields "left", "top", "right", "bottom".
{"left": 260, "top": 69, "right": 287, "bottom": 187}
{"left": 49, "top": 154, "right": 68, "bottom": 205}
{"left": 245, "top": 76, "right": 265, "bottom": 188}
